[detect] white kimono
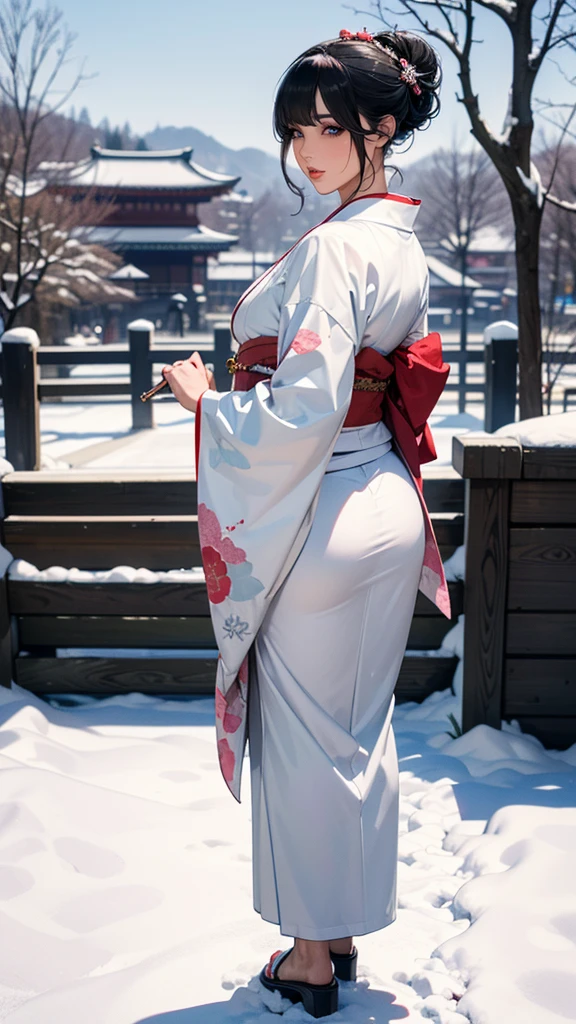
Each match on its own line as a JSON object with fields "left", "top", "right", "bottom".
{"left": 196, "top": 193, "right": 434, "bottom": 940}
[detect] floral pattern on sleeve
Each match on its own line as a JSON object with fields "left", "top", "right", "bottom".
{"left": 289, "top": 328, "right": 322, "bottom": 355}
{"left": 198, "top": 503, "right": 264, "bottom": 605}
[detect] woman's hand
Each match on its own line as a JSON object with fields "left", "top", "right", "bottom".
{"left": 161, "top": 352, "right": 213, "bottom": 413}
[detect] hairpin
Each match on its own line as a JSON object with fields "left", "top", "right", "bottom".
{"left": 399, "top": 57, "right": 422, "bottom": 96}
{"left": 339, "top": 31, "right": 423, "bottom": 97}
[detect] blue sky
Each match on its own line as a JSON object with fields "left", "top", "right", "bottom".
{"left": 56, "top": 0, "right": 568, "bottom": 164}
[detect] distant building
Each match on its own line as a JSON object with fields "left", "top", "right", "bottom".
{"left": 207, "top": 250, "right": 276, "bottom": 312}
{"left": 52, "top": 146, "right": 240, "bottom": 333}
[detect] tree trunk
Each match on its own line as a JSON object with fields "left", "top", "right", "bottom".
{"left": 512, "top": 194, "right": 544, "bottom": 419}
{"left": 459, "top": 247, "right": 469, "bottom": 414}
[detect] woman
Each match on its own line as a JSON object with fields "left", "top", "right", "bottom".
{"left": 163, "top": 28, "right": 448, "bottom": 1018}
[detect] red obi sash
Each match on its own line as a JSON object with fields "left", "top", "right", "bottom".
{"left": 229, "top": 333, "right": 450, "bottom": 490}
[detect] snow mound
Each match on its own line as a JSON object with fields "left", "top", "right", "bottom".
{"left": 438, "top": 805, "right": 576, "bottom": 1024}
{"left": 8, "top": 559, "right": 205, "bottom": 584}
{"left": 495, "top": 411, "right": 576, "bottom": 446}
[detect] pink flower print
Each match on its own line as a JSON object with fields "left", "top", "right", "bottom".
{"left": 218, "top": 536, "right": 246, "bottom": 564}
{"left": 239, "top": 655, "right": 249, "bottom": 686}
{"left": 222, "top": 680, "right": 244, "bottom": 733}
{"left": 215, "top": 682, "right": 243, "bottom": 733}
{"left": 198, "top": 503, "right": 221, "bottom": 547}
{"left": 215, "top": 685, "right": 227, "bottom": 721}
{"left": 217, "top": 737, "right": 236, "bottom": 783}
{"left": 202, "top": 545, "right": 231, "bottom": 604}
{"left": 198, "top": 503, "right": 246, "bottom": 564}
{"left": 290, "top": 328, "right": 322, "bottom": 355}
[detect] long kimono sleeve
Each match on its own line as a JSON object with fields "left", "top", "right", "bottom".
{"left": 195, "top": 229, "right": 369, "bottom": 799}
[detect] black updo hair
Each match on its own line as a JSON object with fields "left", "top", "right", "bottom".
{"left": 273, "top": 30, "right": 441, "bottom": 208}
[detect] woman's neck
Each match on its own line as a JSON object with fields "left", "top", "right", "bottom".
{"left": 338, "top": 166, "right": 388, "bottom": 205}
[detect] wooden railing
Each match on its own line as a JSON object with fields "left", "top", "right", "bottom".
{"left": 0, "top": 322, "right": 232, "bottom": 470}
{"left": 454, "top": 433, "right": 576, "bottom": 749}
{"left": 4, "top": 319, "right": 576, "bottom": 471}
{"left": 0, "top": 468, "right": 463, "bottom": 701}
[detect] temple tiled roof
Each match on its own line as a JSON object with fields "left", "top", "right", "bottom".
{"left": 86, "top": 224, "right": 238, "bottom": 251}
{"left": 62, "top": 146, "right": 240, "bottom": 193}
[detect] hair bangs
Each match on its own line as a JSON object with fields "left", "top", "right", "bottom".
{"left": 274, "top": 53, "right": 363, "bottom": 142}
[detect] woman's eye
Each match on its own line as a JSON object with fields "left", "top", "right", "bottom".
{"left": 324, "top": 126, "right": 344, "bottom": 136}
{"left": 289, "top": 128, "right": 303, "bottom": 138}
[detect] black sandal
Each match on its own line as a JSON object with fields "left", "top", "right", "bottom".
{"left": 259, "top": 948, "right": 339, "bottom": 1018}
{"left": 329, "top": 945, "right": 358, "bottom": 982}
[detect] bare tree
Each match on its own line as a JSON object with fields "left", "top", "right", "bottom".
{"left": 351, "top": 0, "right": 576, "bottom": 418}
{"left": 414, "top": 142, "right": 509, "bottom": 409}
{"left": 538, "top": 142, "right": 576, "bottom": 409}
{"left": 0, "top": 1, "right": 131, "bottom": 335}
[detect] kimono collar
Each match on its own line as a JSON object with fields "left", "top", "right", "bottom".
{"left": 332, "top": 192, "right": 422, "bottom": 233}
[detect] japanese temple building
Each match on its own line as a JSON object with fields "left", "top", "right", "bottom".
{"left": 55, "top": 146, "right": 240, "bottom": 330}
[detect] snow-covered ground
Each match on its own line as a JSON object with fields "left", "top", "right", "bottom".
{"left": 0, "top": 681, "right": 574, "bottom": 1024}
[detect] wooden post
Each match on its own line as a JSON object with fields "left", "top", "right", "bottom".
{"left": 128, "top": 319, "right": 154, "bottom": 430}
{"left": 484, "top": 321, "right": 518, "bottom": 433}
{"left": 1, "top": 328, "right": 41, "bottom": 471}
{"left": 0, "top": 468, "right": 13, "bottom": 688}
{"left": 453, "top": 434, "right": 522, "bottom": 732}
{"left": 0, "top": 559, "right": 13, "bottom": 689}
{"left": 213, "top": 325, "right": 232, "bottom": 391}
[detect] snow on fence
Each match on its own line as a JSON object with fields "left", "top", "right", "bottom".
{"left": 454, "top": 429, "right": 576, "bottom": 748}
{"left": 0, "top": 469, "right": 463, "bottom": 700}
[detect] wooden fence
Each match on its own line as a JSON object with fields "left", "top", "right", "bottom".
{"left": 0, "top": 468, "right": 463, "bottom": 702}
{"left": 455, "top": 433, "right": 576, "bottom": 749}
{"left": 7, "top": 319, "right": 573, "bottom": 472}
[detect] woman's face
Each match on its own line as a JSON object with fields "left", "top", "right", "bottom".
{"left": 290, "top": 88, "right": 393, "bottom": 198}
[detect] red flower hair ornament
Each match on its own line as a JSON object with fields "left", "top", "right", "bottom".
{"left": 338, "top": 29, "right": 423, "bottom": 96}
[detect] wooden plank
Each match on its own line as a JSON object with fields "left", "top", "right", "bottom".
{"left": 4, "top": 510, "right": 459, "bottom": 570}
{"left": 18, "top": 615, "right": 216, "bottom": 649}
{"left": 0, "top": 572, "right": 12, "bottom": 687}
{"left": 407, "top": 616, "right": 455, "bottom": 650}
{"left": 422, "top": 471, "right": 464, "bottom": 513}
{"left": 9, "top": 579, "right": 464, "bottom": 619}
{"left": 3, "top": 515, "right": 201, "bottom": 569}
{"left": 22, "top": 614, "right": 456, "bottom": 655}
{"left": 511, "top": 481, "right": 576, "bottom": 524}
{"left": 522, "top": 448, "right": 576, "bottom": 480}
{"left": 3, "top": 469, "right": 462, "bottom": 517}
{"left": 2, "top": 471, "right": 197, "bottom": 516}
{"left": 395, "top": 656, "right": 458, "bottom": 703}
{"left": 14, "top": 653, "right": 457, "bottom": 698}
{"left": 506, "top": 716, "right": 576, "bottom": 750}
{"left": 8, "top": 580, "right": 211, "bottom": 616}
{"left": 452, "top": 435, "right": 523, "bottom": 479}
{"left": 35, "top": 340, "right": 213, "bottom": 364}
{"left": 504, "top": 659, "right": 576, "bottom": 715}
{"left": 462, "top": 478, "right": 510, "bottom": 731}
{"left": 506, "top": 613, "right": 576, "bottom": 655}
{"left": 38, "top": 379, "right": 131, "bottom": 398}
{"left": 429, "top": 513, "right": 464, "bottom": 560}
{"left": 508, "top": 528, "right": 576, "bottom": 611}
{"left": 14, "top": 656, "right": 218, "bottom": 694}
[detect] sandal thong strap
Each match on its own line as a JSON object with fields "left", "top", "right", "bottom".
{"left": 265, "top": 948, "right": 291, "bottom": 980}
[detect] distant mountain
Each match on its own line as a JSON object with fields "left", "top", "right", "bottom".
{"left": 144, "top": 125, "right": 284, "bottom": 198}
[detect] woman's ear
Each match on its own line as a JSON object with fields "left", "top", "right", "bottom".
{"left": 375, "top": 114, "right": 396, "bottom": 147}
